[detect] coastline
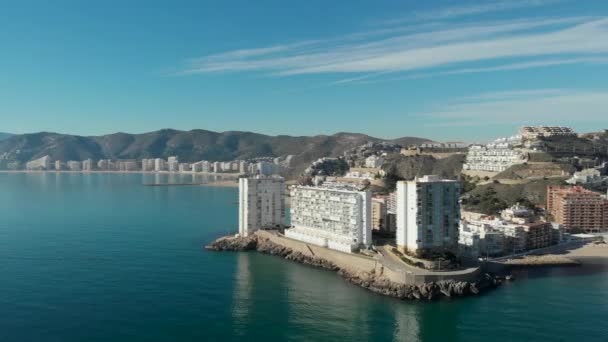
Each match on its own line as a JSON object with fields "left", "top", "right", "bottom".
{"left": 500, "top": 243, "right": 608, "bottom": 267}
{"left": 0, "top": 170, "right": 242, "bottom": 177}
{"left": 206, "top": 231, "right": 501, "bottom": 301}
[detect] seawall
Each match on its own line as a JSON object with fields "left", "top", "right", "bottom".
{"left": 206, "top": 232, "right": 500, "bottom": 301}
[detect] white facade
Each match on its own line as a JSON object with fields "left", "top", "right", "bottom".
{"left": 396, "top": 175, "right": 461, "bottom": 256}
{"left": 154, "top": 158, "right": 166, "bottom": 171}
{"left": 142, "top": 159, "right": 155, "bottom": 171}
{"left": 365, "top": 155, "right": 384, "bottom": 168}
{"left": 286, "top": 184, "right": 372, "bottom": 253}
{"left": 26, "top": 155, "right": 51, "bottom": 170}
{"left": 67, "top": 160, "right": 82, "bottom": 171}
{"left": 566, "top": 168, "right": 602, "bottom": 185}
{"left": 238, "top": 176, "right": 285, "bottom": 237}
{"left": 463, "top": 144, "right": 526, "bottom": 173}
{"left": 82, "top": 159, "right": 93, "bottom": 171}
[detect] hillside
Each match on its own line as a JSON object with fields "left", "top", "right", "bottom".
{"left": 463, "top": 178, "right": 565, "bottom": 214}
{"left": 0, "top": 129, "right": 429, "bottom": 174}
{"left": 382, "top": 154, "right": 466, "bottom": 190}
{"left": 0, "top": 132, "right": 13, "bottom": 141}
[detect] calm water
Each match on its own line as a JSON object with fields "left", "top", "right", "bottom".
{"left": 1, "top": 173, "right": 608, "bottom": 342}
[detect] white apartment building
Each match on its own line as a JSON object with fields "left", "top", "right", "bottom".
{"left": 365, "top": 155, "right": 385, "bottom": 168}
{"left": 463, "top": 143, "right": 526, "bottom": 173}
{"left": 213, "top": 161, "right": 221, "bottom": 173}
{"left": 239, "top": 161, "right": 249, "bottom": 174}
{"left": 238, "top": 176, "right": 285, "bottom": 237}
{"left": 67, "top": 161, "right": 82, "bottom": 171}
{"left": 55, "top": 160, "right": 65, "bottom": 170}
{"left": 82, "top": 159, "right": 93, "bottom": 171}
{"left": 285, "top": 184, "right": 372, "bottom": 253}
{"left": 566, "top": 168, "right": 602, "bottom": 185}
{"left": 396, "top": 175, "right": 461, "bottom": 256}
{"left": 26, "top": 155, "right": 51, "bottom": 170}
{"left": 191, "top": 161, "right": 203, "bottom": 172}
{"left": 142, "top": 159, "right": 155, "bottom": 171}
{"left": 154, "top": 158, "right": 166, "bottom": 171}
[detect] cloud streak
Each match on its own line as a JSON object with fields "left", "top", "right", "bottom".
{"left": 420, "top": 88, "right": 608, "bottom": 127}
{"left": 180, "top": 15, "right": 608, "bottom": 82}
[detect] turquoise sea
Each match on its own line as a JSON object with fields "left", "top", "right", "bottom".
{"left": 1, "top": 172, "right": 608, "bottom": 342}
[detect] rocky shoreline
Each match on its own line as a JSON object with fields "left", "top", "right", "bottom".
{"left": 206, "top": 235, "right": 501, "bottom": 301}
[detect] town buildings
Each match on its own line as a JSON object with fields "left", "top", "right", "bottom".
{"left": 238, "top": 176, "right": 285, "bottom": 237}
{"left": 285, "top": 184, "right": 372, "bottom": 253}
{"left": 395, "top": 175, "right": 461, "bottom": 256}
{"left": 547, "top": 185, "right": 608, "bottom": 233}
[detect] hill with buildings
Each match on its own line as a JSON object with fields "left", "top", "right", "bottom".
{"left": 0, "top": 129, "right": 429, "bottom": 173}
{"left": 382, "top": 154, "right": 466, "bottom": 190}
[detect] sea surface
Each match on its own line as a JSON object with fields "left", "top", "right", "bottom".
{"left": 1, "top": 172, "right": 608, "bottom": 342}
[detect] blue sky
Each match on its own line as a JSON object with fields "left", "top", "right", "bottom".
{"left": 1, "top": 0, "right": 608, "bottom": 142}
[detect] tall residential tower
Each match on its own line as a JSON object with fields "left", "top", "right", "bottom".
{"left": 238, "top": 176, "right": 285, "bottom": 237}
{"left": 396, "top": 176, "right": 461, "bottom": 257}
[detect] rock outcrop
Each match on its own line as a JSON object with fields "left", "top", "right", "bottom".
{"left": 206, "top": 235, "right": 500, "bottom": 301}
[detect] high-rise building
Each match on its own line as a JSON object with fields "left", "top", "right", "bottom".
{"left": 285, "top": 184, "right": 371, "bottom": 253}
{"left": 371, "top": 196, "right": 388, "bottom": 231}
{"left": 154, "top": 158, "right": 166, "bottom": 172}
{"left": 142, "top": 159, "right": 155, "bottom": 171}
{"left": 238, "top": 176, "right": 285, "bottom": 237}
{"left": 67, "top": 161, "right": 82, "bottom": 171}
{"left": 396, "top": 175, "right": 461, "bottom": 256}
{"left": 55, "top": 160, "right": 65, "bottom": 171}
{"left": 213, "top": 161, "right": 221, "bottom": 173}
{"left": 82, "top": 159, "right": 93, "bottom": 171}
{"left": 547, "top": 185, "right": 608, "bottom": 233}
{"left": 26, "top": 155, "right": 51, "bottom": 170}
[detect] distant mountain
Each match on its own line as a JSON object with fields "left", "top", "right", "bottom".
{"left": 0, "top": 132, "right": 13, "bottom": 141}
{"left": 0, "top": 129, "right": 431, "bottom": 173}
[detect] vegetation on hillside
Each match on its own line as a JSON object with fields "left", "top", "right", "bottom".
{"left": 382, "top": 154, "right": 465, "bottom": 191}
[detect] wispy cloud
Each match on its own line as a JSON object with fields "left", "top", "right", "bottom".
{"left": 420, "top": 88, "right": 608, "bottom": 126}
{"left": 179, "top": 15, "right": 608, "bottom": 81}
{"left": 410, "top": 0, "right": 564, "bottom": 22}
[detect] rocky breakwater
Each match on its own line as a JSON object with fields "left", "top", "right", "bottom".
{"left": 206, "top": 235, "right": 500, "bottom": 301}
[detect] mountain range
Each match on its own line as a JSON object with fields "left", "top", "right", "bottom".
{"left": 0, "top": 132, "right": 13, "bottom": 141}
{"left": 0, "top": 129, "right": 431, "bottom": 173}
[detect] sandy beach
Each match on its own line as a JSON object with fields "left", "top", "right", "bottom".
{"left": 200, "top": 180, "right": 239, "bottom": 188}
{"left": 503, "top": 242, "right": 608, "bottom": 266}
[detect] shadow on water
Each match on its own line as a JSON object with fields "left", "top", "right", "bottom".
{"left": 511, "top": 259, "right": 608, "bottom": 281}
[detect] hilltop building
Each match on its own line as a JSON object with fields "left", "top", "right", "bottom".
{"left": 547, "top": 185, "right": 608, "bottom": 233}
{"left": 520, "top": 126, "right": 575, "bottom": 140}
{"left": 566, "top": 168, "right": 603, "bottom": 185}
{"left": 463, "top": 142, "right": 526, "bottom": 173}
{"left": 395, "top": 175, "right": 461, "bottom": 257}
{"left": 285, "top": 183, "right": 372, "bottom": 253}
{"left": 238, "top": 176, "right": 285, "bottom": 237}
